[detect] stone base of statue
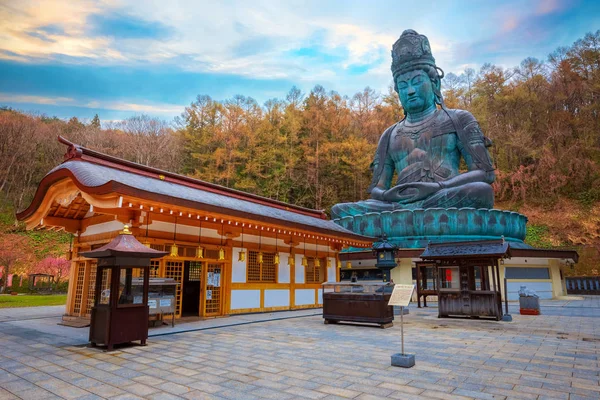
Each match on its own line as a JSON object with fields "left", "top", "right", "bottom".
{"left": 333, "top": 208, "right": 530, "bottom": 249}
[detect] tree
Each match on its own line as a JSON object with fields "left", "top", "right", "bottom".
{"left": 0, "top": 234, "right": 33, "bottom": 292}
{"left": 90, "top": 114, "right": 101, "bottom": 129}
{"left": 31, "top": 256, "right": 70, "bottom": 284}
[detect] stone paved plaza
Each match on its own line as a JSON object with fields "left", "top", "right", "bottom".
{"left": 0, "top": 300, "right": 599, "bottom": 400}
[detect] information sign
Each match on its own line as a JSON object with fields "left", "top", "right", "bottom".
{"left": 159, "top": 298, "right": 171, "bottom": 307}
{"left": 148, "top": 299, "right": 157, "bottom": 309}
{"left": 388, "top": 284, "right": 415, "bottom": 307}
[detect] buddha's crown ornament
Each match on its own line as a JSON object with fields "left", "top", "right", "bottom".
{"left": 391, "top": 29, "right": 437, "bottom": 79}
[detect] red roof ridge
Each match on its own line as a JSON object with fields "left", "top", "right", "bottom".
{"left": 57, "top": 136, "right": 328, "bottom": 219}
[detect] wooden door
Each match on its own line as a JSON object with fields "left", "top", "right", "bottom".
{"left": 204, "top": 263, "right": 223, "bottom": 316}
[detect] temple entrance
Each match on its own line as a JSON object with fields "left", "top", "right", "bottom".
{"left": 204, "top": 263, "right": 223, "bottom": 316}
{"left": 182, "top": 261, "right": 202, "bottom": 317}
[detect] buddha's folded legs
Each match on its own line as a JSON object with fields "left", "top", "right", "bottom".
{"left": 331, "top": 182, "right": 494, "bottom": 219}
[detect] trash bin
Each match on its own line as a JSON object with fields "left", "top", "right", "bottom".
{"left": 518, "top": 286, "right": 540, "bottom": 315}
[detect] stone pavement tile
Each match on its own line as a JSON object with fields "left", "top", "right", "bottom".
{"left": 6, "top": 387, "right": 62, "bottom": 400}
{"left": 513, "top": 384, "right": 569, "bottom": 399}
{"left": 316, "top": 384, "right": 361, "bottom": 398}
{"left": 181, "top": 390, "right": 221, "bottom": 400}
{"left": 108, "top": 394, "right": 146, "bottom": 400}
{"left": 36, "top": 378, "right": 91, "bottom": 399}
{"left": 310, "top": 376, "right": 354, "bottom": 388}
{"left": 387, "top": 392, "right": 432, "bottom": 400}
{"left": 164, "top": 374, "right": 197, "bottom": 385}
{"left": 145, "top": 392, "right": 186, "bottom": 400}
{"left": 132, "top": 374, "right": 166, "bottom": 386}
{"left": 282, "top": 376, "right": 322, "bottom": 390}
{"left": 216, "top": 389, "right": 261, "bottom": 400}
{"left": 0, "top": 388, "right": 19, "bottom": 400}
{"left": 420, "top": 389, "right": 473, "bottom": 400}
{"left": 187, "top": 381, "right": 223, "bottom": 394}
{"left": 219, "top": 371, "right": 258, "bottom": 383}
{"left": 20, "top": 371, "right": 53, "bottom": 383}
{"left": 250, "top": 378, "right": 290, "bottom": 391}
{"left": 408, "top": 380, "right": 456, "bottom": 393}
{"left": 378, "top": 382, "right": 424, "bottom": 393}
{"left": 570, "top": 394, "right": 600, "bottom": 400}
{"left": 251, "top": 387, "right": 295, "bottom": 399}
{"left": 83, "top": 382, "right": 127, "bottom": 397}
{"left": 452, "top": 388, "right": 505, "bottom": 400}
{"left": 482, "top": 387, "right": 538, "bottom": 400}
{"left": 1, "top": 378, "right": 39, "bottom": 393}
{"left": 122, "top": 382, "right": 162, "bottom": 396}
{"left": 345, "top": 383, "right": 393, "bottom": 397}
{"left": 73, "top": 394, "right": 104, "bottom": 400}
{"left": 155, "top": 381, "right": 193, "bottom": 395}
{"left": 285, "top": 386, "right": 328, "bottom": 399}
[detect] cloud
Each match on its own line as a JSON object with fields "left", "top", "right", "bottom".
{"left": 87, "top": 13, "right": 174, "bottom": 40}
{"left": 0, "top": 92, "right": 184, "bottom": 115}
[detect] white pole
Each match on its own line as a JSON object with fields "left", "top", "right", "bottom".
{"left": 400, "top": 306, "right": 404, "bottom": 355}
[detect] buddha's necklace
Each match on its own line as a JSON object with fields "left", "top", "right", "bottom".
{"left": 397, "top": 110, "right": 438, "bottom": 140}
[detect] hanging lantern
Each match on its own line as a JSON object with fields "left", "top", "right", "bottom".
{"left": 314, "top": 240, "right": 320, "bottom": 267}
{"left": 170, "top": 243, "right": 179, "bottom": 257}
{"left": 143, "top": 211, "right": 151, "bottom": 247}
{"left": 218, "top": 221, "right": 225, "bottom": 260}
{"left": 170, "top": 218, "right": 178, "bottom": 257}
{"left": 315, "top": 258, "right": 321, "bottom": 267}
{"left": 257, "top": 230, "right": 264, "bottom": 264}
{"left": 327, "top": 258, "right": 332, "bottom": 268}
{"left": 346, "top": 260, "right": 352, "bottom": 269}
{"left": 301, "top": 239, "right": 307, "bottom": 267}
{"left": 274, "top": 231, "right": 280, "bottom": 265}
{"left": 238, "top": 226, "right": 246, "bottom": 261}
{"left": 288, "top": 252, "right": 295, "bottom": 267}
{"left": 196, "top": 221, "right": 204, "bottom": 259}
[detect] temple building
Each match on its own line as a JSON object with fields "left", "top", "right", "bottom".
{"left": 17, "top": 137, "right": 373, "bottom": 319}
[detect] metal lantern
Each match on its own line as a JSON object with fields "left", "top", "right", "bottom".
{"left": 170, "top": 243, "right": 178, "bottom": 257}
{"left": 196, "top": 246, "right": 205, "bottom": 259}
{"left": 345, "top": 261, "right": 352, "bottom": 269}
{"left": 372, "top": 235, "right": 398, "bottom": 283}
{"left": 274, "top": 253, "right": 280, "bottom": 264}
{"left": 258, "top": 252, "right": 264, "bottom": 264}
{"left": 218, "top": 247, "right": 225, "bottom": 261}
{"left": 238, "top": 226, "right": 246, "bottom": 261}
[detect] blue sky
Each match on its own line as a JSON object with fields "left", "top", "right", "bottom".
{"left": 1, "top": 0, "right": 599, "bottom": 123}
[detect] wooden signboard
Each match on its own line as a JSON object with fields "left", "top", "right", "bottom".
{"left": 388, "top": 284, "right": 415, "bottom": 307}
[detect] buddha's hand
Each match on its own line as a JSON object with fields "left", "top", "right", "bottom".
{"left": 383, "top": 182, "right": 441, "bottom": 204}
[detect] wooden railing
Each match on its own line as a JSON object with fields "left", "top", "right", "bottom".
{"left": 566, "top": 277, "right": 600, "bottom": 295}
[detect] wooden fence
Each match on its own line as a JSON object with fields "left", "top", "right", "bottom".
{"left": 566, "top": 276, "right": 600, "bottom": 295}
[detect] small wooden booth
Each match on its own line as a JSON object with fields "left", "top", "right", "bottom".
{"left": 81, "top": 225, "right": 167, "bottom": 350}
{"left": 420, "top": 240, "right": 507, "bottom": 320}
{"left": 322, "top": 282, "right": 395, "bottom": 328}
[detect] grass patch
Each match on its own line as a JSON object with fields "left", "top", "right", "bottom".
{"left": 0, "top": 294, "right": 67, "bottom": 308}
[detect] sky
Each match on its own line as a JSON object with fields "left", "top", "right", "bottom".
{"left": 1, "top": 0, "right": 599, "bottom": 123}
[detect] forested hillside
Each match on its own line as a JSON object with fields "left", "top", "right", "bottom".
{"left": 1, "top": 31, "right": 599, "bottom": 276}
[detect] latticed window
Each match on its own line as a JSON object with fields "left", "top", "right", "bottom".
{"left": 247, "top": 251, "right": 277, "bottom": 282}
{"left": 140, "top": 259, "right": 161, "bottom": 278}
{"left": 73, "top": 262, "right": 86, "bottom": 314}
{"left": 164, "top": 261, "right": 184, "bottom": 316}
{"left": 188, "top": 261, "right": 202, "bottom": 281}
{"left": 305, "top": 257, "right": 325, "bottom": 284}
{"left": 85, "top": 262, "right": 97, "bottom": 315}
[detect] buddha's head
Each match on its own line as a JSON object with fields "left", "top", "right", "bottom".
{"left": 391, "top": 30, "right": 444, "bottom": 114}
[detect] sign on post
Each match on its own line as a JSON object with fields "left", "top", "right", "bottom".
{"left": 388, "top": 284, "right": 416, "bottom": 368}
{"left": 388, "top": 284, "right": 415, "bottom": 307}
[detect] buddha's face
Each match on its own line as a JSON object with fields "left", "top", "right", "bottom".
{"left": 396, "top": 69, "right": 435, "bottom": 115}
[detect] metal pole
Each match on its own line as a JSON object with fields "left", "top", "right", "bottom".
{"left": 400, "top": 306, "right": 404, "bottom": 355}
{"left": 504, "top": 277, "right": 509, "bottom": 315}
